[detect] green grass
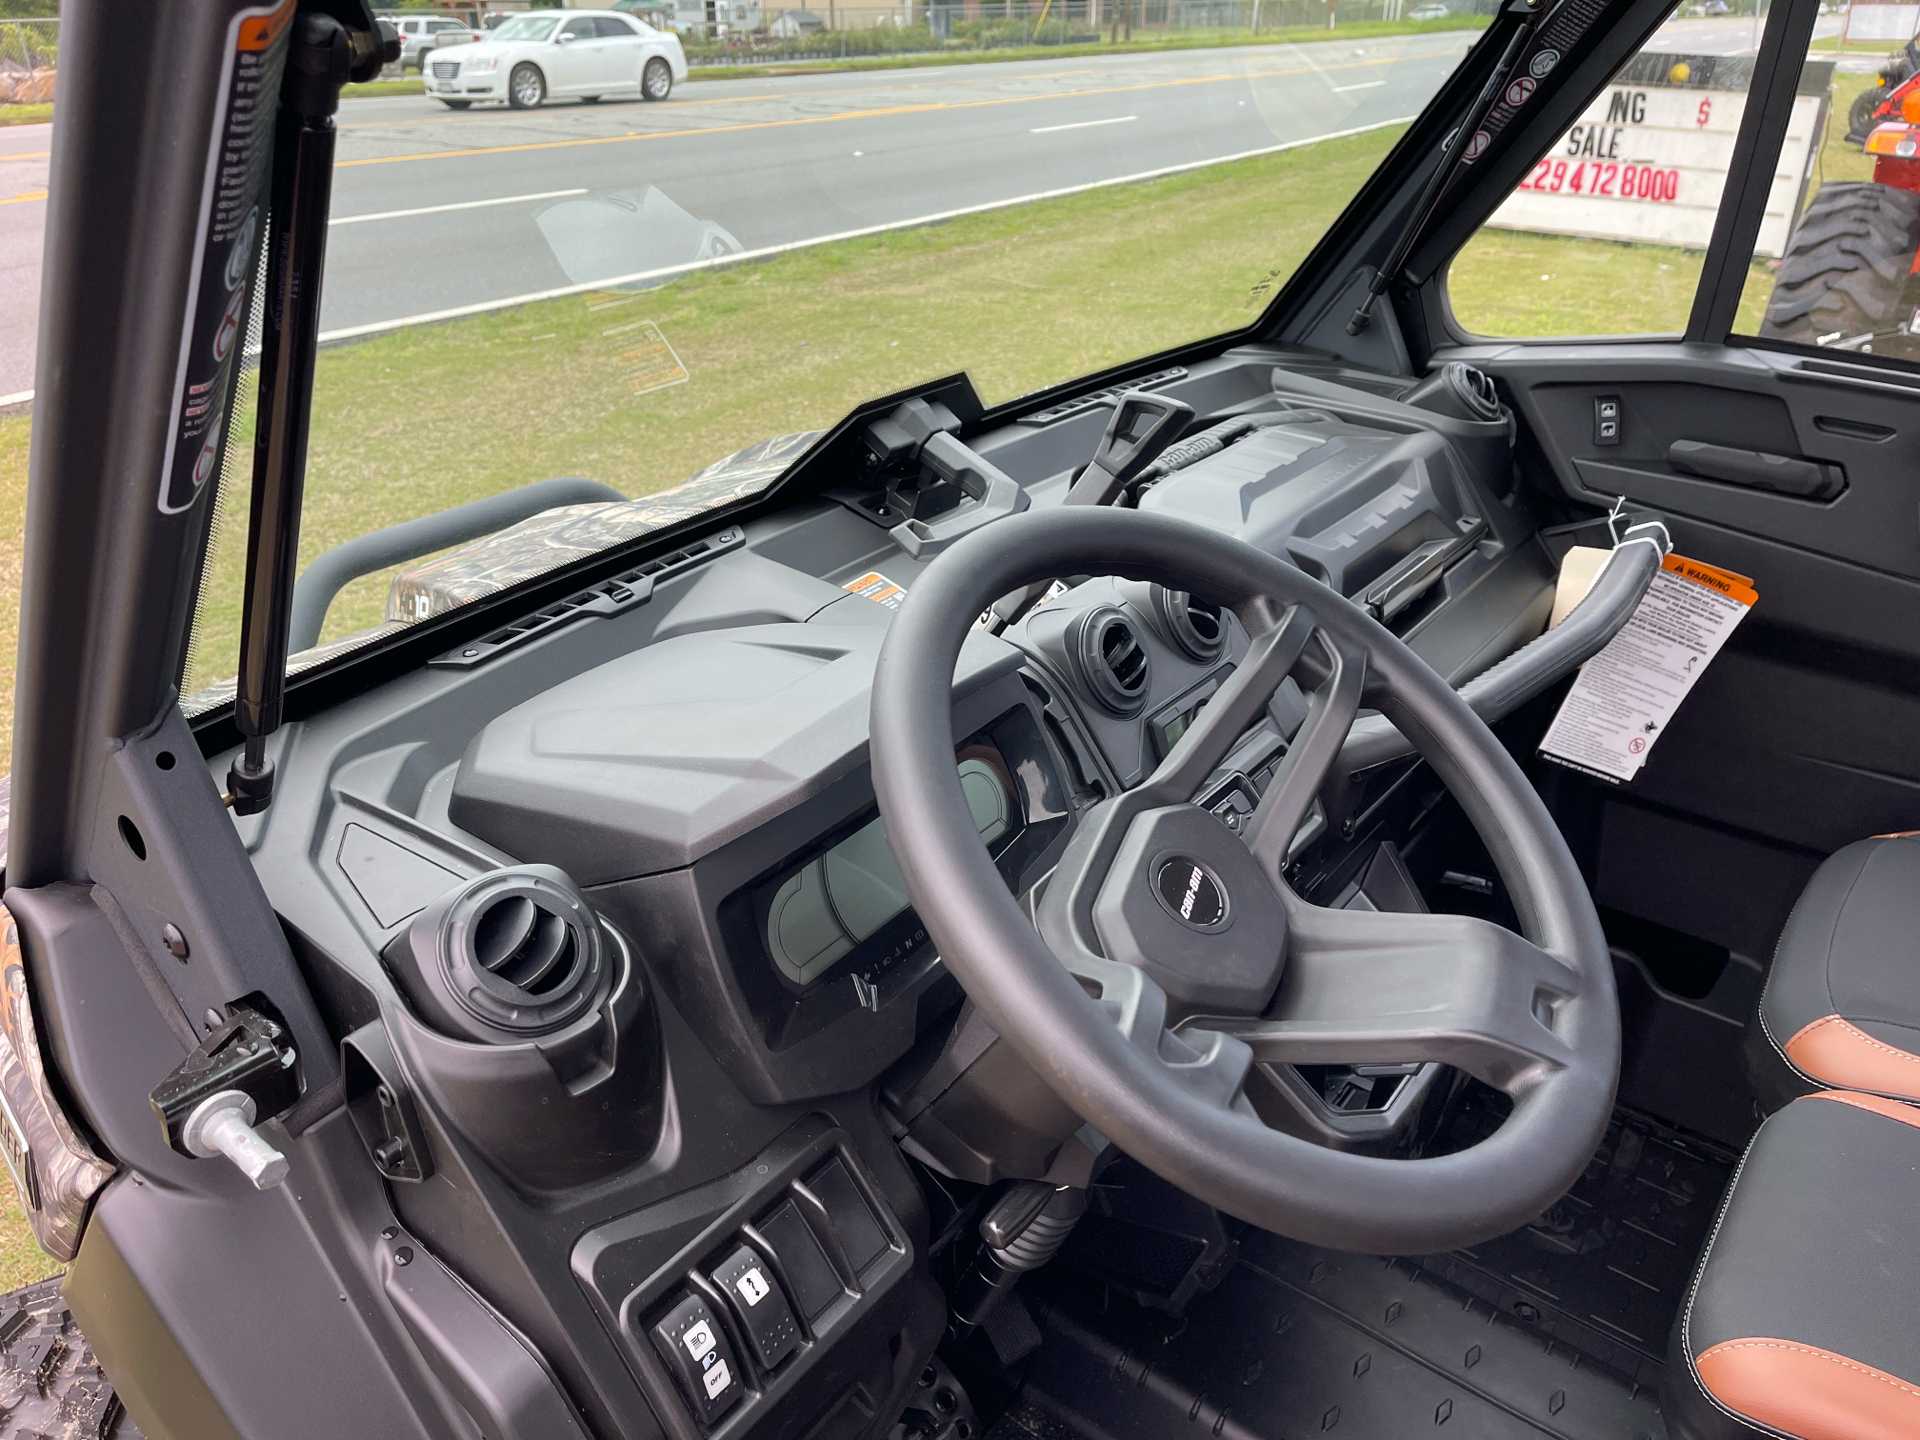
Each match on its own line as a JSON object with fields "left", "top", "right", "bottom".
{"left": 0, "top": 103, "right": 51, "bottom": 127}
{"left": 340, "top": 77, "right": 432, "bottom": 99}
{"left": 684, "top": 16, "right": 1488, "bottom": 77}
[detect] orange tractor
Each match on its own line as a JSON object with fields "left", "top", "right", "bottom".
{"left": 1758, "top": 47, "right": 1920, "bottom": 351}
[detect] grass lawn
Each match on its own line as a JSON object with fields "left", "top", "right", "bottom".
{"left": 0, "top": 102, "right": 50, "bottom": 127}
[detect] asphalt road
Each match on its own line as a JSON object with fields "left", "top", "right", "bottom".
{"left": 2, "top": 34, "right": 1472, "bottom": 398}
{"left": 0, "top": 15, "right": 1852, "bottom": 400}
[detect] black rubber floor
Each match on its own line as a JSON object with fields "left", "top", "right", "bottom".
{"left": 993, "top": 1109, "right": 1735, "bottom": 1440}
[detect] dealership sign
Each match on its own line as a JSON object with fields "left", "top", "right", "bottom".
{"left": 1484, "top": 53, "right": 1831, "bottom": 258}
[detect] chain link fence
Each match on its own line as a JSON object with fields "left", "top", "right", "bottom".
{"left": 0, "top": 18, "right": 56, "bottom": 106}
{"left": 683, "top": 0, "right": 1490, "bottom": 66}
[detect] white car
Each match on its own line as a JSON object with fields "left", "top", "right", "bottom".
{"left": 423, "top": 10, "right": 688, "bottom": 110}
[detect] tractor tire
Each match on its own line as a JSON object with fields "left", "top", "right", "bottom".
{"left": 1758, "top": 181, "right": 1920, "bottom": 345}
{"left": 0, "top": 1276, "right": 141, "bottom": 1438}
{"left": 1848, "top": 84, "right": 1890, "bottom": 143}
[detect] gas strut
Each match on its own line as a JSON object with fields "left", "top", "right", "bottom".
{"left": 227, "top": 3, "right": 394, "bottom": 815}
{"left": 1348, "top": 0, "right": 1548, "bottom": 336}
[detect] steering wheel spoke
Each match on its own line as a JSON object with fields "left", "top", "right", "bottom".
{"left": 1183, "top": 905, "right": 1581, "bottom": 1097}
{"left": 1076, "top": 953, "right": 1261, "bottom": 1118}
{"left": 1245, "top": 630, "right": 1366, "bottom": 876}
{"left": 1140, "top": 601, "right": 1317, "bottom": 804}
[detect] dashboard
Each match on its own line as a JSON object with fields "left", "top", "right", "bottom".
{"left": 226, "top": 343, "right": 1560, "bottom": 1440}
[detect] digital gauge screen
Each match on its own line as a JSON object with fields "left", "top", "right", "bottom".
{"left": 763, "top": 751, "right": 1015, "bottom": 988}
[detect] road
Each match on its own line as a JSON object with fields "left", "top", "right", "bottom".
{"left": 3, "top": 34, "right": 1472, "bottom": 399}
{"left": 0, "top": 15, "right": 1855, "bottom": 400}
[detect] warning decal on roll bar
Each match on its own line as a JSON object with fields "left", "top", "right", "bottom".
{"left": 156, "top": 0, "right": 295, "bottom": 515}
{"left": 1539, "top": 553, "right": 1756, "bottom": 785}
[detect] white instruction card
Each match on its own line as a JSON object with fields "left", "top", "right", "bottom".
{"left": 1539, "top": 553, "right": 1757, "bottom": 784}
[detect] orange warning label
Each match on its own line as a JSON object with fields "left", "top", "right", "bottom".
{"left": 237, "top": 0, "right": 296, "bottom": 52}
{"left": 1662, "top": 553, "right": 1757, "bottom": 607}
{"left": 844, "top": 572, "right": 906, "bottom": 610}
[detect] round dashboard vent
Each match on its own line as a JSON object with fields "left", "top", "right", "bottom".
{"left": 1152, "top": 587, "right": 1226, "bottom": 663}
{"left": 394, "top": 866, "right": 609, "bottom": 1041}
{"left": 1075, "top": 606, "right": 1151, "bottom": 716}
{"left": 1403, "top": 361, "right": 1504, "bottom": 424}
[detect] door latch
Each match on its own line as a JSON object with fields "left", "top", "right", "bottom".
{"left": 150, "top": 1002, "right": 301, "bottom": 1189}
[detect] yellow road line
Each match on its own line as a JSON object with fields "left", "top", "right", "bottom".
{"left": 0, "top": 188, "right": 47, "bottom": 205}
{"left": 338, "top": 53, "right": 1420, "bottom": 168}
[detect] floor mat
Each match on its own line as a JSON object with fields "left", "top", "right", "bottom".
{"left": 993, "top": 1110, "right": 1735, "bottom": 1440}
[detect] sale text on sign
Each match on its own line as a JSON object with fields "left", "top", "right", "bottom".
{"left": 1485, "top": 53, "right": 1831, "bottom": 258}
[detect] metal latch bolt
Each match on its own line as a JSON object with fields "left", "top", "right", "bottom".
{"left": 150, "top": 1003, "right": 301, "bottom": 1191}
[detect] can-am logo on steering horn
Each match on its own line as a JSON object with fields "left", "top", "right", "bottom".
{"left": 1154, "top": 856, "right": 1228, "bottom": 930}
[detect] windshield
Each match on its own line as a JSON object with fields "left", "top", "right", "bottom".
{"left": 180, "top": 6, "right": 1490, "bottom": 711}
{"left": 489, "top": 15, "right": 561, "bottom": 43}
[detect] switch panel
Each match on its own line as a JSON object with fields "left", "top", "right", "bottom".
{"left": 651, "top": 1294, "right": 745, "bottom": 1426}
{"left": 1593, "top": 395, "right": 1621, "bottom": 446}
{"left": 758, "top": 1201, "right": 842, "bottom": 1321}
{"left": 711, "top": 1244, "right": 799, "bottom": 1371}
{"left": 807, "top": 1160, "right": 889, "bottom": 1272}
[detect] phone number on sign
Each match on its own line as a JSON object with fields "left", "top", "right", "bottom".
{"left": 1519, "top": 159, "right": 1680, "bottom": 201}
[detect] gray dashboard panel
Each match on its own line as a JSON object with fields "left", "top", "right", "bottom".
{"left": 450, "top": 600, "right": 1026, "bottom": 886}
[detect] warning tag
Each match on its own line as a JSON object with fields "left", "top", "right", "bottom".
{"left": 844, "top": 572, "right": 906, "bottom": 610}
{"left": 1539, "top": 553, "right": 1756, "bottom": 784}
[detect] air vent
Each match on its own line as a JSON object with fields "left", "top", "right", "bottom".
{"left": 1075, "top": 606, "right": 1151, "bottom": 716}
{"left": 1017, "top": 367, "right": 1189, "bottom": 426}
{"left": 1152, "top": 587, "right": 1226, "bottom": 663}
{"left": 1458, "top": 366, "right": 1501, "bottom": 421}
{"left": 472, "top": 894, "right": 579, "bottom": 995}
{"left": 1401, "top": 362, "right": 1505, "bottom": 424}
{"left": 430, "top": 525, "right": 745, "bottom": 669}
{"left": 392, "top": 866, "right": 610, "bottom": 1041}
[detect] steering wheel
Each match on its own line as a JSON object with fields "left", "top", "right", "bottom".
{"left": 869, "top": 508, "right": 1618, "bottom": 1254}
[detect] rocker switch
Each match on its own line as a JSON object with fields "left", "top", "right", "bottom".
{"left": 711, "top": 1244, "right": 799, "bottom": 1371}
{"left": 1594, "top": 396, "right": 1622, "bottom": 446}
{"left": 650, "top": 1294, "right": 743, "bottom": 1425}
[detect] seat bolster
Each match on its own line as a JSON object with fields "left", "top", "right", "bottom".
{"left": 1750, "top": 836, "right": 1920, "bottom": 1111}
{"left": 1666, "top": 1092, "right": 1920, "bottom": 1440}
{"left": 1779, "top": 1014, "right": 1920, "bottom": 1101}
{"left": 1693, "top": 1338, "right": 1920, "bottom": 1440}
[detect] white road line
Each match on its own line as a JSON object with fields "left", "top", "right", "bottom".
{"left": 1333, "top": 81, "right": 1386, "bottom": 91}
{"left": 1031, "top": 115, "right": 1138, "bottom": 133}
{"left": 328, "top": 187, "right": 589, "bottom": 226}
{"left": 317, "top": 115, "right": 1416, "bottom": 345}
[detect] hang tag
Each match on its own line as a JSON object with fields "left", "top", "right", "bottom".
{"left": 1538, "top": 553, "right": 1756, "bottom": 784}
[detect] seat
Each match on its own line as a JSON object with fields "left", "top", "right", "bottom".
{"left": 1747, "top": 832, "right": 1920, "bottom": 1112}
{"left": 1665, "top": 1090, "right": 1920, "bottom": 1440}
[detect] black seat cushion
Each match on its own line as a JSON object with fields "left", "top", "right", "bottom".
{"left": 1747, "top": 833, "right": 1920, "bottom": 1112}
{"left": 1665, "top": 1090, "right": 1920, "bottom": 1439}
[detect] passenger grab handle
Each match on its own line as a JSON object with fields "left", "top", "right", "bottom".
{"left": 1338, "top": 521, "right": 1672, "bottom": 775}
